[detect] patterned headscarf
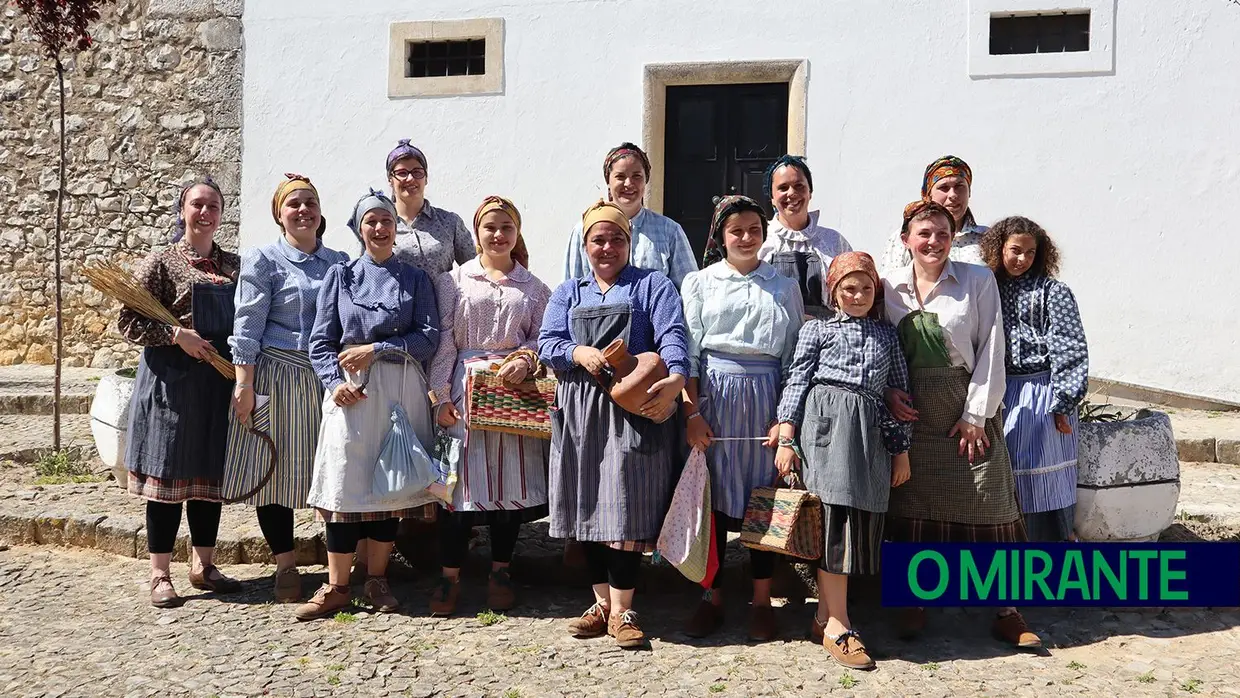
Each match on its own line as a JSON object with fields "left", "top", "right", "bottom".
{"left": 603, "top": 142, "right": 651, "bottom": 181}
{"left": 271, "top": 173, "right": 326, "bottom": 238}
{"left": 346, "top": 189, "right": 398, "bottom": 242}
{"left": 902, "top": 199, "right": 958, "bottom": 235}
{"left": 386, "top": 139, "right": 428, "bottom": 173}
{"left": 702, "top": 195, "right": 768, "bottom": 268}
{"left": 171, "top": 176, "right": 224, "bottom": 243}
{"left": 473, "top": 195, "right": 529, "bottom": 269}
{"left": 921, "top": 155, "right": 976, "bottom": 228}
{"left": 763, "top": 154, "right": 813, "bottom": 201}
{"left": 581, "top": 200, "right": 631, "bottom": 239}
{"left": 826, "top": 251, "right": 885, "bottom": 320}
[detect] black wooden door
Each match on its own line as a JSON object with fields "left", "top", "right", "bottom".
{"left": 664, "top": 82, "right": 789, "bottom": 266}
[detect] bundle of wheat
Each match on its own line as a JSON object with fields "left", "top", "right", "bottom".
{"left": 81, "top": 261, "right": 236, "bottom": 380}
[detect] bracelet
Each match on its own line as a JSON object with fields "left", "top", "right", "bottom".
{"left": 685, "top": 411, "right": 701, "bottom": 422}
{"left": 235, "top": 383, "right": 253, "bottom": 390}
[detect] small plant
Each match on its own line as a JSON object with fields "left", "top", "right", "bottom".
{"left": 297, "top": 657, "right": 311, "bottom": 667}
{"left": 1067, "top": 660, "right": 1086, "bottom": 671}
{"left": 477, "top": 610, "right": 506, "bottom": 626}
{"left": 326, "top": 663, "right": 345, "bottom": 672}
{"left": 923, "top": 662, "right": 940, "bottom": 671}
{"left": 1136, "top": 670, "right": 1156, "bottom": 684}
{"left": 33, "top": 447, "right": 95, "bottom": 485}
{"left": 1078, "top": 398, "right": 1137, "bottom": 424}
{"left": 709, "top": 684, "right": 726, "bottom": 694}
{"left": 332, "top": 611, "right": 358, "bottom": 624}
{"left": 838, "top": 672, "right": 857, "bottom": 689}
{"left": 502, "top": 690, "right": 522, "bottom": 698}
{"left": 1181, "top": 678, "right": 1203, "bottom": 693}
{"left": 326, "top": 675, "right": 340, "bottom": 686}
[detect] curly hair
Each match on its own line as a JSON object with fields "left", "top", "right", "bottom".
{"left": 980, "top": 216, "right": 1061, "bottom": 280}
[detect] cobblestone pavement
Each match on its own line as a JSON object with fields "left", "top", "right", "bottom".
{"left": 1, "top": 547, "right": 1238, "bottom": 698}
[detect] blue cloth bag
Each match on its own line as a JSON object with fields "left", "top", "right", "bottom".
{"left": 372, "top": 402, "right": 436, "bottom": 505}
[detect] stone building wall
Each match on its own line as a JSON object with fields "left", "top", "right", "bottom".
{"left": 0, "top": 0, "right": 243, "bottom": 368}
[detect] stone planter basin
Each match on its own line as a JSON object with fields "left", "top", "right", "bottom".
{"left": 1075, "top": 408, "right": 1180, "bottom": 542}
{"left": 88, "top": 368, "right": 136, "bottom": 487}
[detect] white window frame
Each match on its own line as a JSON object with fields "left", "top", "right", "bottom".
{"left": 387, "top": 18, "right": 504, "bottom": 98}
{"left": 968, "top": 0, "right": 1115, "bottom": 79}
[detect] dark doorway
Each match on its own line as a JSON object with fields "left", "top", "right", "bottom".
{"left": 664, "top": 82, "right": 789, "bottom": 266}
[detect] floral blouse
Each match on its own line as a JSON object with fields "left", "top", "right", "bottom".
{"left": 392, "top": 200, "right": 475, "bottom": 275}
{"left": 999, "top": 273, "right": 1089, "bottom": 415}
{"left": 427, "top": 258, "right": 553, "bottom": 405}
{"left": 118, "top": 239, "right": 240, "bottom": 346}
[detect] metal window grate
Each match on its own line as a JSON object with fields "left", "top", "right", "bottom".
{"left": 406, "top": 39, "right": 486, "bottom": 78}
{"left": 989, "top": 12, "right": 1090, "bottom": 55}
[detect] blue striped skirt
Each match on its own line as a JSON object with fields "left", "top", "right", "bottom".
{"left": 1002, "top": 371, "right": 1079, "bottom": 515}
{"left": 699, "top": 352, "right": 781, "bottom": 522}
{"left": 221, "top": 348, "right": 324, "bottom": 508}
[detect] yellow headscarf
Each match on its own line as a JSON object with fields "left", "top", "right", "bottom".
{"left": 271, "top": 173, "right": 322, "bottom": 235}
{"left": 581, "top": 200, "right": 631, "bottom": 240}
{"left": 473, "top": 195, "right": 529, "bottom": 269}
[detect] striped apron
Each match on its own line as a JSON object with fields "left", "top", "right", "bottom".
{"left": 220, "top": 347, "right": 324, "bottom": 508}
{"left": 548, "top": 302, "right": 678, "bottom": 549}
{"left": 1003, "top": 370, "right": 1078, "bottom": 541}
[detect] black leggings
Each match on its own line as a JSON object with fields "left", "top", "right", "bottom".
{"left": 256, "top": 504, "right": 295, "bottom": 556}
{"left": 439, "top": 514, "right": 521, "bottom": 569}
{"left": 145, "top": 500, "right": 222, "bottom": 555}
{"left": 711, "top": 518, "right": 775, "bottom": 588}
{"left": 582, "top": 542, "right": 643, "bottom": 591}
{"left": 324, "top": 518, "right": 399, "bottom": 554}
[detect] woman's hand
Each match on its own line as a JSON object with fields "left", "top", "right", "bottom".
{"left": 497, "top": 359, "right": 529, "bottom": 386}
{"left": 232, "top": 385, "right": 255, "bottom": 427}
{"left": 338, "top": 344, "right": 375, "bottom": 374}
{"left": 948, "top": 419, "right": 990, "bottom": 463}
{"left": 1054, "top": 413, "right": 1073, "bottom": 435}
{"left": 685, "top": 412, "right": 714, "bottom": 451}
{"left": 332, "top": 383, "right": 366, "bottom": 407}
{"left": 437, "top": 402, "right": 461, "bottom": 428}
{"left": 173, "top": 327, "right": 215, "bottom": 360}
{"left": 885, "top": 387, "right": 919, "bottom": 422}
{"left": 572, "top": 346, "right": 607, "bottom": 374}
{"left": 775, "top": 445, "right": 800, "bottom": 478}
{"left": 891, "top": 452, "right": 911, "bottom": 487}
{"left": 763, "top": 423, "right": 781, "bottom": 449}
{"left": 640, "top": 374, "right": 686, "bottom": 423}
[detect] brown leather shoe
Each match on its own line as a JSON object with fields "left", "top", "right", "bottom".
{"left": 188, "top": 565, "right": 242, "bottom": 594}
{"left": 487, "top": 569, "right": 516, "bottom": 611}
{"left": 566, "top": 602, "right": 609, "bottom": 638}
{"left": 273, "top": 567, "right": 302, "bottom": 603}
{"left": 824, "top": 629, "right": 876, "bottom": 670}
{"left": 429, "top": 576, "right": 460, "bottom": 617}
{"left": 609, "top": 610, "right": 646, "bottom": 648}
{"left": 295, "top": 584, "right": 352, "bottom": 621}
{"left": 683, "top": 599, "right": 724, "bottom": 638}
{"left": 748, "top": 604, "right": 778, "bottom": 642}
{"left": 993, "top": 610, "right": 1042, "bottom": 648}
{"left": 364, "top": 576, "right": 400, "bottom": 613}
{"left": 150, "top": 574, "right": 182, "bottom": 609}
{"left": 898, "top": 607, "right": 926, "bottom": 640}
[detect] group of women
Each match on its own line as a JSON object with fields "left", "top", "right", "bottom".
{"left": 118, "top": 141, "right": 1089, "bottom": 669}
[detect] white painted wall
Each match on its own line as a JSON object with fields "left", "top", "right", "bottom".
{"left": 240, "top": 0, "right": 1240, "bottom": 404}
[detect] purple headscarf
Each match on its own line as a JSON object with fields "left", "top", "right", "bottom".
{"left": 171, "top": 176, "right": 224, "bottom": 242}
{"left": 386, "top": 139, "right": 427, "bottom": 173}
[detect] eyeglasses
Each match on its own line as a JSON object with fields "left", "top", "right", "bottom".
{"left": 390, "top": 168, "right": 427, "bottom": 181}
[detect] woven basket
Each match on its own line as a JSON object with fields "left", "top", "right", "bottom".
{"left": 739, "top": 474, "right": 823, "bottom": 560}
{"left": 466, "top": 363, "right": 557, "bottom": 440}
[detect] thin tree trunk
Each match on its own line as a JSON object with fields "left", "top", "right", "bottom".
{"left": 52, "top": 60, "right": 65, "bottom": 452}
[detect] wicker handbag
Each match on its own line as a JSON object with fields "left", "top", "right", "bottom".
{"left": 739, "top": 472, "right": 823, "bottom": 560}
{"left": 466, "top": 350, "right": 557, "bottom": 440}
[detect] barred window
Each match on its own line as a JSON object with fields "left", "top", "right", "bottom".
{"left": 407, "top": 39, "right": 487, "bottom": 78}
{"left": 989, "top": 12, "right": 1090, "bottom": 55}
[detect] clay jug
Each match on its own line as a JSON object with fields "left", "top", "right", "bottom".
{"left": 597, "top": 338, "right": 669, "bottom": 417}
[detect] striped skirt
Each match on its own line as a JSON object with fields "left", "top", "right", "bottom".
{"left": 444, "top": 349, "right": 549, "bottom": 525}
{"left": 699, "top": 352, "right": 780, "bottom": 521}
{"left": 1003, "top": 371, "right": 1079, "bottom": 515}
{"left": 820, "top": 505, "right": 885, "bottom": 575}
{"left": 220, "top": 348, "right": 324, "bottom": 508}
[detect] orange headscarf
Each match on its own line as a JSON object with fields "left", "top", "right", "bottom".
{"left": 581, "top": 200, "right": 631, "bottom": 239}
{"left": 271, "top": 173, "right": 324, "bottom": 237}
{"left": 473, "top": 195, "right": 529, "bottom": 269}
{"left": 826, "top": 251, "right": 885, "bottom": 320}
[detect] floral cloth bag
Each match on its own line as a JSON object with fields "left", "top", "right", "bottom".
{"left": 657, "top": 449, "right": 717, "bottom": 586}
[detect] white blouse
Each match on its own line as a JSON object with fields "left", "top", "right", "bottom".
{"left": 759, "top": 210, "right": 852, "bottom": 266}
{"left": 882, "top": 260, "right": 1006, "bottom": 426}
{"left": 681, "top": 261, "right": 805, "bottom": 379}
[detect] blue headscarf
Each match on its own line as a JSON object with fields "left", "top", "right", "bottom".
{"left": 762, "top": 155, "right": 813, "bottom": 201}
{"left": 171, "top": 176, "right": 223, "bottom": 242}
{"left": 346, "top": 189, "right": 398, "bottom": 242}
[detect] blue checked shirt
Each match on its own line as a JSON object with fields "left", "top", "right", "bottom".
{"left": 539, "top": 265, "right": 690, "bottom": 378}
{"left": 229, "top": 237, "right": 349, "bottom": 365}
{"left": 562, "top": 207, "right": 698, "bottom": 289}
{"left": 776, "top": 314, "right": 912, "bottom": 454}
{"left": 999, "top": 274, "right": 1089, "bottom": 415}
{"left": 309, "top": 254, "right": 440, "bottom": 391}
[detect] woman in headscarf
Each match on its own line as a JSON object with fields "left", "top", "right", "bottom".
{"left": 426, "top": 196, "right": 553, "bottom": 617}
{"left": 119, "top": 176, "right": 243, "bottom": 608}
{"left": 758, "top": 155, "right": 853, "bottom": 317}
{"left": 221, "top": 174, "right": 349, "bottom": 603}
{"left": 386, "top": 139, "right": 475, "bottom": 275}
{"left": 562, "top": 142, "right": 697, "bottom": 288}
{"left": 540, "top": 201, "right": 689, "bottom": 649}
{"left": 296, "top": 190, "right": 440, "bottom": 621}
{"left": 880, "top": 155, "right": 988, "bottom": 272}
{"left": 680, "top": 196, "right": 804, "bottom": 642}
{"left": 881, "top": 200, "right": 1041, "bottom": 649}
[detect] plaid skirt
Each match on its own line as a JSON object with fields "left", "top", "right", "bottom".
{"left": 886, "top": 515, "right": 1027, "bottom": 544}
{"left": 128, "top": 473, "right": 222, "bottom": 504}
{"left": 820, "top": 504, "right": 885, "bottom": 575}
